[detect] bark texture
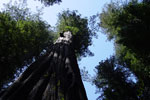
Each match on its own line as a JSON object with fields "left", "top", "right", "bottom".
{"left": 0, "top": 31, "right": 88, "bottom": 100}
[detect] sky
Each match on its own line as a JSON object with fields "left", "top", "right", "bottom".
{"left": 0, "top": 0, "right": 114, "bottom": 100}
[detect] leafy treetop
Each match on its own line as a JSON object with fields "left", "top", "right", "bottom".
{"left": 96, "top": 1, "right": 150, "bottom": 99}
{"left": 56, "top": 10, "right": 96, "bottom": 58}
{"left": 0, "top": 2, "right": 55, "bottom": 90}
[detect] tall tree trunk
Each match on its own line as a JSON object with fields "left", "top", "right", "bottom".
{"left": 0, "top": 31, "right": 88, "bottom": 100}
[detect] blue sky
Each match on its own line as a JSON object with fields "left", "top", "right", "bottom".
{"left": 0, "top": 0, "right": 114, "bottom": 100}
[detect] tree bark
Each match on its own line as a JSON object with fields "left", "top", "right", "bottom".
{"left": 0, "top": 31, "right": 88, "bottom": 100}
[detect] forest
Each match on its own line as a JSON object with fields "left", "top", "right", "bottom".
{"left": 0, "top": 0, "right": 150, "bottom": 100}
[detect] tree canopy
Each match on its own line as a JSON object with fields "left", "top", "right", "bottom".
{"left": 39, "top": 0, "right": 62, "bottom": 6}
{"left": 56, "top": 10, "right": 95, "bottom": 57}
{"left": 0, "top": 2, "right": 55, "bottom": 90}
{"left": 94, "top": 1, "right": 150, "bottom": 100}
{"left": 23, "top": 0, "right": 62, "bottom": 6}
{"left": 94, "top": 56, "right": 138, "bottom": 100}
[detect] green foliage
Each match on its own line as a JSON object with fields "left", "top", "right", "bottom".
{"left": 94, "top": 57, "right": 138, "bottom": 100}
{"left": 115, "top": 44, "right": 150, "bottom": 100}
{"left": 56, "top": 10, "right": 95, "bottom": 57}
{"left": 143, "top": 0, "right": 150, "bottom": 3}
{"left": 100, "top": 2, "right": 150, "bottom": 61}
{"left": 22, "top": 0, "right": 62, "bottom": 6}
{"left": 62, "top": 26, "right": 79, "bottom": 35}
{"left": 100, "top": 1, "right": 150, "bottom": 81}
{"left": 100, "top": 2, "right": 122, "bottom": 40}
{"left": 0, "top": 3, "right": 55, "bottom": 90}
{"left": 38, "top": 0, "right": 62, "bottom": 6}
{"left": 95, "top": 1, "right": 150, "bottom": 100}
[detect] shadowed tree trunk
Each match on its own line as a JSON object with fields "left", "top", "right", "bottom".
{"left": 0, "top": 31, "right": 88, "bottom": 100}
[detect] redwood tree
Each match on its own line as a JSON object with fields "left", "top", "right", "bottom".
{"left": 0, "top": 9, "right": 94, "bottom": 100}
{"left": 0, "top": 31, "right": 88, "bottom": 100}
